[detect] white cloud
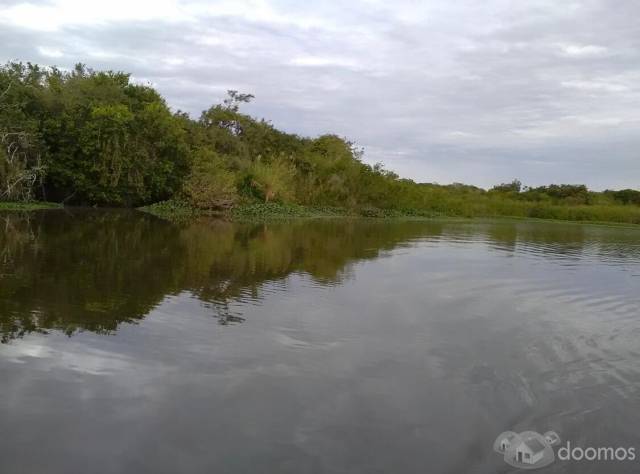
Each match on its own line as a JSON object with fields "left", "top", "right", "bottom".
{"left": 559, "top": 44, "right": 608, "bottom": 57}
{"left": 289, "top": 55, "right": 360, "bottom": 69}
{"left": 0, "top": 0, "right": 189, "bottom": 31}
{"left": 163, "top": 57, "right": 185, "bottom": 66}
{"left": 561, "top": 80, "right": 629, "bottom": 93}
{"left": 38, "top": 46, "right": 63, "bottom": 58}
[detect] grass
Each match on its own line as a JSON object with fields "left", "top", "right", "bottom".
{"left": 140, "top": 201, "right": 352, "bottom": 220}
{"left": 0, "top": 201, "right": 61, "bottom": 211}
{"left": 141, "top": 199, "right": 640, "bottom": 226}
{"left": 232, "top": 203, "right": 350, "bottom": 219}
{"left": 138, "top": 199, "right": 204, "bottom": 221}
{"left": 140, "top": 201, "right": 439, "bottom": 220}
{"left": 231, "top": 201, "right": 640, "bottom": 225}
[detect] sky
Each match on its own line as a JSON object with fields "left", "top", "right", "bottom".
{"left": 0, "top": 0, "right": 639, "bottom": 190}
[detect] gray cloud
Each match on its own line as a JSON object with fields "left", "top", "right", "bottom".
{"left": 1, "top": 0, "right": 639, "bottom": 189}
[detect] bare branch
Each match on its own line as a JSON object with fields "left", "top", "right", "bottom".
{"left": 0, "top": 81, "right": 11, "bottom": 101}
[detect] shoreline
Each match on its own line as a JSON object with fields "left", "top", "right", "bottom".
{"left": 2, "top": 200, "right": 639, "bottom": 229}
{"left": 0, "top": 202, "right": 62, "bottom": 211}
{"left": 138, "top": 200, "right": 640, "bottom": 228}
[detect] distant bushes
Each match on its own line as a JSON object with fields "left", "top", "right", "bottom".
{"left": 604, "top": 189, "right": 640, "bottom": 206}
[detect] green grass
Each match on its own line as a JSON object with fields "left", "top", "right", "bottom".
{"left": 0, "top": 201, "right": 61, "bottom": 211}
{"left": 141, "top": 201, "right": 352, "bottom": 220}
{"left": 141, "top": 201, "right": 441, "bottom": 220}
{"left": 138, "top": 198, "right": 640, "bottom": 226}
{"left": 138, "top": 199, "right": 204, "bottom": 220}
{"left": 388, "top": 195, "right": 640, "bottom": 225}
{"left": 232, "top": 203, "right": 350, "bottom": 219}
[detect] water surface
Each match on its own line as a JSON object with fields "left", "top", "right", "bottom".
{"left": 1, "top": 210, "right": 639, "bottom": 473}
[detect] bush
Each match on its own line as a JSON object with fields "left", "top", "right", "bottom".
{"left": 244, "top": 157, "right": 296, "bottom": 203}
{"left": 183, "top": 149, "right": 236, "bottom": 210}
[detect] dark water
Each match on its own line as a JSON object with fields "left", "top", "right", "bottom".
{"left": 1, "top": 210, "right": 640, "bottom": 474}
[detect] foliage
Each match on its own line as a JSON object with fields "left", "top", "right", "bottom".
{"left": 490, "top": 180, "right": 522, "bottom": 194}
{"left": 0, "top": 62, "right": 188, "bottom": 206}
{"left": 521, "top": 184, "right": 591, "bottom": 205}
{"left": 0, "top": 201, "right": 59, "bottom": 210}
{"left": 139, "top": 199, "right": 200, "bottom": 220}
{"left": 0, "top": 63, "right": 46, "bottom": 201}
{"left": 604, "top": 189, "right": 640, "bottom": 205}
{"left": 182, "top": 149, "right": 237, "bottom": 210}
{"left": 232, "top": 202, "right": 349, "bottom": 219}
{"left": 245, "top": 157, "right": 296, "bottom": 203}
{"left": 1, "top": 61, "right": 639, "bottom": 225}
{"left": 0, "top": 131, "right": 46, "bottom": 201}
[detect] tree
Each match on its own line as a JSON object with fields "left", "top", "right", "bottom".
{"left": 246, "top": 156, "right": 296, "bottom": 202}
{"left": 31, "top": 65, "right": 189, "bottom": 205}
{"left": 0, "top": 65, "right": 46, "bottom": 201}
{"left": 223, "top": 90, "right": 254, "bottom": 112}
{"left": 182, "top": 149, "right": 237, "bottom": 210}
{"left": 491, "top": 180, "right": 522, "bottom": 194}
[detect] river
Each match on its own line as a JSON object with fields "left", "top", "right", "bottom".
{"left": 1, "top": 209, "right": 639, "bottom": 473}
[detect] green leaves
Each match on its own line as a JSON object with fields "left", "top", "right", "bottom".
{"left": 182, "top": 149, "right": 237, "bottom": 210}
{"left": 0, "top": 62, "right": 189, "bottom": 206}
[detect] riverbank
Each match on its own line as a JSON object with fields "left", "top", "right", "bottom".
{"left": 139, "top": 199, "right": 640, "bottom": 226}
{"left": 4, "top": 62, "right": 640, "bottom": 227}
{"left": 0, "top": 202, "right": 61, "bottom": 211}
{"left": 2, "top": 199, "right": 638, "bottom": 229}
{"left": 139, "top": 200, "right": 358, "bottom": 220}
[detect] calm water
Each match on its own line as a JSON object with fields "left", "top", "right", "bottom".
{"left": 1, "top": 210, "right": 640, "bottom": 473}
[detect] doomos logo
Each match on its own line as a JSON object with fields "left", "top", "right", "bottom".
{"left": 494, "top": 430, "right": 637, "bottom": 470}
{"left": 493, "top": 430, "right": 560, "bottom": 470}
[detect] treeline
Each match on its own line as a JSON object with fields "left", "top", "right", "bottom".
{"left": 1, "top": 62, "right": 639, "bottom": 223}
{"left": 488, "top": 180, "right": 640, "bottom": 206}
{"left": 0, "top": 61, "right": 404, "bottom": 208}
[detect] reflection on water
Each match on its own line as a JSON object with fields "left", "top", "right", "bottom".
{"left": 1, "top": 210, "right": 639, "bottom": 473}
{"left": 0, "top": 210, "right": 453, "bottom": 341}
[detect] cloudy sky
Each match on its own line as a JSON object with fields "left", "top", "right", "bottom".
{"left": 1, "top": 0, "right": 639, "bottom": 189}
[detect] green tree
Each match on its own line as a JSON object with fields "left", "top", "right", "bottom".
{"left": 0, "top": 63, "right": 46, "bottom": 201}
{"left": 183, "top": 148, "right": 237, "bottom": 210}
{"left": 31, "top": 64, "right": 188, "bottom": 205}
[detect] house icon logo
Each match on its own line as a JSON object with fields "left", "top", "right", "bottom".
{"left": 493, "top": 430, "right": 560, "bottom": 470}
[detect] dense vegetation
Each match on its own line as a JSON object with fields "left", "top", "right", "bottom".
{"left": 1, "top": 62, "right": 639, "bottom": 223}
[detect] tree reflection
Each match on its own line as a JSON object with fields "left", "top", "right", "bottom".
{"left": 0, "top": 210, "right": 442, "bottom": 342}
{"left": 0, "top": 210, "right": 186, "bottom": 342}
{"left": 4, "top": 211, "right": 634, "bottom": 343}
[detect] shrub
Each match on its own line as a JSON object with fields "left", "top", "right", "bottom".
{"left": 244, "top": 157, "right": 296, "bottom": 203}
{"left": 182, "top": 149, "right": 237, "bottom": 210}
